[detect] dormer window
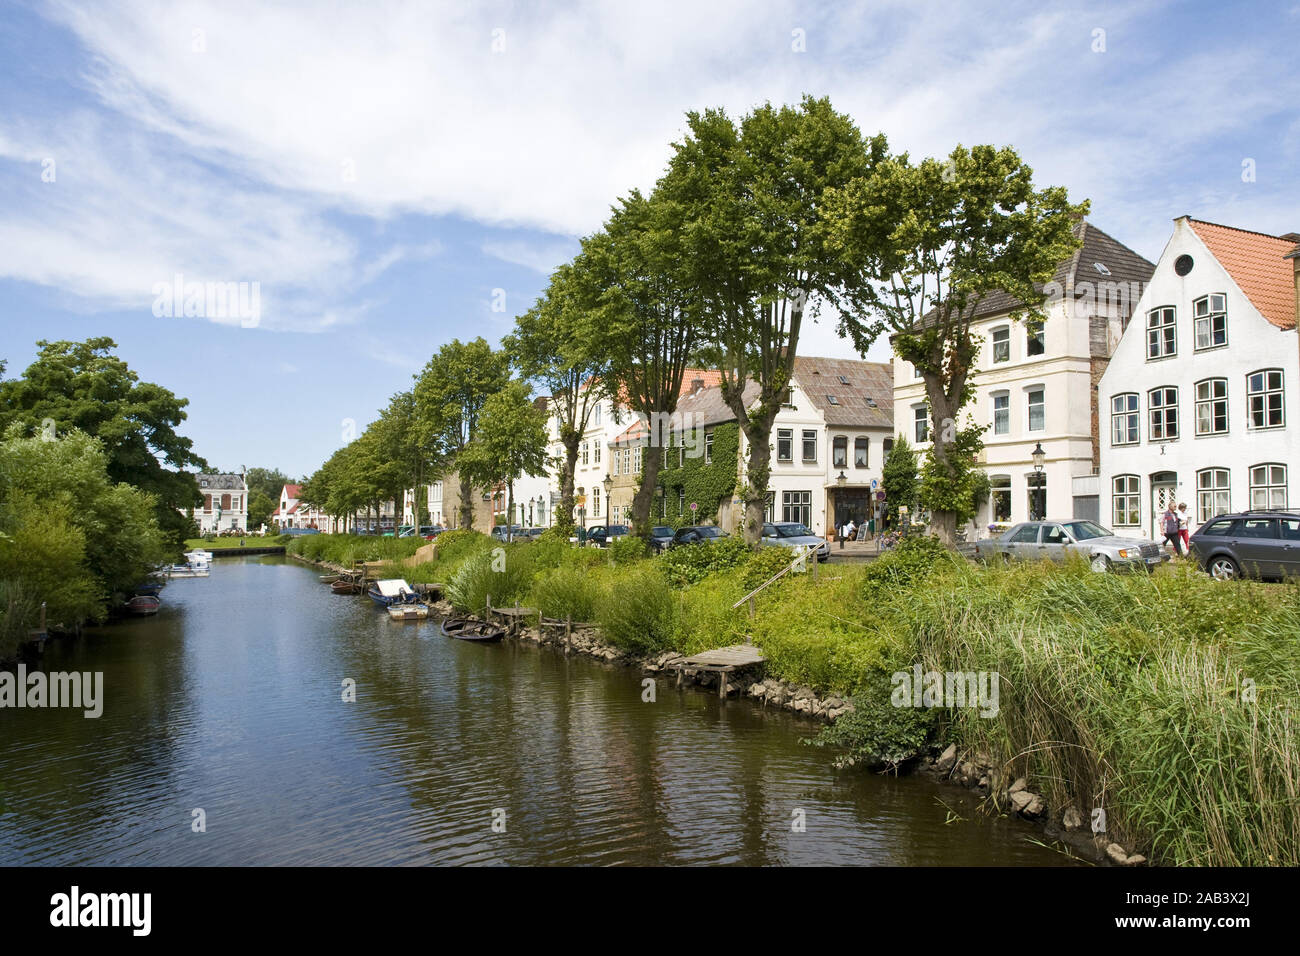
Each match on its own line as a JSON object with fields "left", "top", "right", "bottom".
{"left": 1193, "top": 294, "right": 1227, "bottom": 350}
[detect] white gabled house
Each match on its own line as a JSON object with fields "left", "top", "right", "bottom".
{"left": 1097, "top": 217, "right": 1300, "bottom": 540}
{"left": 192, "top": 473, "right": 248, "bottom": 533}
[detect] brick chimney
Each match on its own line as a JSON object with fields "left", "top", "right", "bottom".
{"left": 691, "top": 377, "right": 705, "bottom": 395}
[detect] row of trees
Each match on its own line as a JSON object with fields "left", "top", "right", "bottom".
{"left": 298, "top": 96, "right": 1084, "bottom": 546}
{"left": 508, "top": 96, "right": 1085, "bottom": 545}
{"left": 299, "top": 339, "right": 548, "bottom": 534}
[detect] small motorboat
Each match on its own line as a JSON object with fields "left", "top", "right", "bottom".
{"left": 167, "top": 563, "right": 210, "bottom": 578}
{"left": 125, "top": 595, "right": 161, "bottom": 616}
{"left": 331, "top": 576, "right": 362, "bottom": 595}
{"left": 367, "top": 578, "right": 419, "bottom": 608}
{"left": 440, "top": 617, "right": 504, "bottom": 642}
{"left": 387, "top": 604, "right": 430, "bottom": 621}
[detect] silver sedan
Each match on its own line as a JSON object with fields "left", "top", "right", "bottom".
{"left": 761, "top": 522, "right": 830, "bottom": 562}
{"left": 974, "top": 520, "right": 1167, "bottom": 572}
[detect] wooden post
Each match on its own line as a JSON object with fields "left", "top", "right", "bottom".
{"left": 486, "top": 593, "right": 492, "bottom": 624}
{"left": 748, "top": 596, "right": 755, "bottom": 618}
{"left": 565, "top": 613, "right": 572, "bottom": 655}
{"left": 812, "top": 547, "right": 819, "bottom": 580}
{"left": 719, "top": 668, "right": 728, "bottom": 699}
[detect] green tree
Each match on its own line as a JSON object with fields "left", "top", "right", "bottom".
{"left": 0, "top": 425, "right": 167, "bottom": 632}
{"left": 413, "top": 339, "right": 510, "bottom": 529}
{"left": 881, "top": 434, "right": 919, "bottom": 530}
{"left": 456, "top": 382, "right": 549, "bottom": 541}
{"left": 504, "top": 263, "right": 611, "bottom": 534}
{"left": 247, "top": 490, "right": 276, "bottom": 530}
{"left": 0, "top": 337, "right": 207, "bottom": 551}
{"left": 828, "top": 145, "right": 1085, "bottom": 545}
{"left": 582, "top": 189, "right": 701, "bottom": 538}
{"left": 664, "top": 97, "right": 886, "bottom": 545}
{"left": 244, "top": 467, "right": 292, "bottom": 503}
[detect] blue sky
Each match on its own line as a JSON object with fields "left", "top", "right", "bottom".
{"left": 1, "top": 0, "right": 1297, "bottom": 478}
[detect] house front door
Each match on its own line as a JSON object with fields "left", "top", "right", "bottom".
{"left": 1151, "top": 480, "right": 1177, "bottom": 541}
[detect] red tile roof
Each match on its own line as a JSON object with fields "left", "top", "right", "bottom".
{"left": 283, "top": 483, "right": 302, "bottom": 499}
{"left": 1188, "top": 219, "right": 1297, "bottom": 331}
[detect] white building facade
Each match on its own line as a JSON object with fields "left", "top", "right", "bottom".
{"left": 192, "top": 473, "right": 248, "bottom": 533}
{"left": 1098, "top": 217, "right": 1300, "bottom": 540}
{"left": 892, "top": 221, "right": 1154, "bottom": 535}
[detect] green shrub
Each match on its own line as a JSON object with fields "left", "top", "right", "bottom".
{"left": 609, "top": 535, "right": 649, "bottom": 566}
{"left": 806, "top": 672, "right": 938, "bottom": 769}
{"left": 658, "top": 535, "right": 751, "bottom": 585}
{"left": 860, "top": 533, "right": 953, "bottom": 602}
{"left": 432, "top": 529, "right": 490, "bottom": 564}
{"left": 740, "top": 546, "right": 798, "bottom": 593}
{"left": 674, "top": 571, "right": 748, "bottom": 654}
{"left": 596, "top": 564, "right": 678, "bottom": 655}
{"left": 444, "top": 549, "right": 532, "bottom": 614}
{"left": 531, "top": 565, "right": 602, "bottom": 622}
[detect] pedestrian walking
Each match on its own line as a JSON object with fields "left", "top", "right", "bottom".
{"left": 1161, "top": 505, "right": 1183, "bottom": 556}
{"left": 1176, "top": 503, "right": 1190, "bottom": 554}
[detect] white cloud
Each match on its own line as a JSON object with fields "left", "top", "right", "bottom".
{"left": 481, "top": 238, "right": 579, "bottom": 275}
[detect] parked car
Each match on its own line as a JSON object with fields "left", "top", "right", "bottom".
{"left": 396, "top": 524, "right": 417, "bottom": 538}
{"left": 648, "top": 526, "right": 676, "bottom": 553}
{"left": 1189, "top": 511, "right": 1300, "bottom": 580}
{"left": 760, "top": 522, "right": 829, "bottom": 562}
{"left": 584, "top": 524, "right": 630, "bottom": 548}
{"left": 491, "top": 525, "right": 525, "bottom": 542}
{"left": 666, "top": 525, "right": 730, "bottom": 549}
{"left": 974, "top": 519, "right": 1166, "bottom": 572}
{"left": 419, "top": 525, "right": 444, "bottom": 540}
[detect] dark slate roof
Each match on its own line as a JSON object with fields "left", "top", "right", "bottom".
{"left": 792, "top": 356, "right": 894, "bottom": 428}
{"left": 672, "top": 380, "right": 760, "bottom": 430}
{"left": 913, "top": 220, "right": 1155, "bottom": 326}
{"left": 196, "top": 473, "right": 246, "bottom": 490}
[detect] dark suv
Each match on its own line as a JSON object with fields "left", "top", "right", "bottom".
{"left": 1189, "top": 511, "right": 1300, "bottom": 580}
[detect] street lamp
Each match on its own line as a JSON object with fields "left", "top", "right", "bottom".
{"left": 836, "top": 470, "right": 847, "bottom": 486}
{"left": 1031, "top": 442, "right": 1046, "bottom": 472}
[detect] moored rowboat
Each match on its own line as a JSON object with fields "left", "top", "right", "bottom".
{"left": 440, "top": 617, "right": 504, "bottom": 642}
{"left": 387, "top": 604, "right": 430, "bottom": 621}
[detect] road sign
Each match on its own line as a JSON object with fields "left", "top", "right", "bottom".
{"left": 690, "top": 502, "right": 698, "bottom": 512}
{"left": 870, "top": 478, "right": 878, "bottom": 490}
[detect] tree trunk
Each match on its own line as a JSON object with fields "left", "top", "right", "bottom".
{"left": 558, "top": 435, "right": 580, "bottom": 532}
{"left": 923, "top": 374, "right": 963, "bottom": 548}
{"left": 506, "top": 479, "right": 515, "bottom": 543}
{"left": 458, "top": 473, "right": 474, "bottom": 530}
{"left": 631, "top": 444, "right": 663, "bottom": 538}
{"left": 740, "top": 413, "right": 777, "bottom": 546}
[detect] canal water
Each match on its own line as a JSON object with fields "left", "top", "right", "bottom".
{"left": 0, "top": 556, "right": 1071, "bottom": 866}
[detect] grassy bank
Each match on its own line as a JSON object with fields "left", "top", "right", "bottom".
{"left": 290, "top": 530, "right": 1300, "bottom": 865}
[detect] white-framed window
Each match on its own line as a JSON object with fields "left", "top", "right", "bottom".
{"left": 582, "top": 441, "right": 589, "bottom": 465}
{"left": 913, "top": 364, "right": 923, "bottom": 379}
{"left": 1146, "top": 306, "right": 1176, "bottom": 359}
{"left": 854, "top": 436, "right": 868, "bottom": 468}
{"left": 782, "top": 490, "right": 811, "bottom": 526}
{"left": 991, "top": 326, "right": 1010, "bottom": 363}
{"left": 1196, "top": 468, "right": 1231, "bottom": 523}
{"left": 1249, "top": 463, "right": 1288, "bottom": 510}
{"left": 1247, "top": 369, "right": 1284, "bottom": 429}
{"left": 913, "top": 405, "right": 929, "bottom": 443}
{"left": 1113, "top": 475, "right": 1140, "bottom": 526}
{"left": 1111, "top": 393, "right": 1139, "bottom": 445}
{"left": 989, "top": 474, "right": 1011, "bottom": 521}
{"left": 1193, "top": 294, "right": 1227, "bottom": 350}
{"left": 678, "top": 489, "right": 685, "bottom": 516}
{"left": 832, "top": 435, "right": 848, "bottom": 468}
{"left": 802, "top": 429, "right": 818, "bottom": 462}
{"left": 593, "top": 441, "right": 601, "bottom": 465}
{"left": 594, "top": 404, "right": 601, "bottom": 425}
{"left": 592, "top": 487, "right": 601, "bottom": 517}
{"left": 1148, "top": 386, "right": 1179, "bottom": 441}
{"left": 613, "top": 450, "right": 620, "bottom": 476}
{"left": 633, "top": 445, "right": 642, "bottom": 472}
{"left": 1026, "top": 318, "right": 1045, "bottom": 357}
{"left": 1026, "top": 387, "right": 1045, "bottom": 432}
{"left": 705, "top": 432, "right": 713, "bottom": 464}
{"left": 1194, "top": 379, "right": 1228, "bottom": 436}
{"left": 777, "top": 428, "right": 793, "bottom": 462}
{"left": 992, "top": 391, "right": 1010, "bottom": 436}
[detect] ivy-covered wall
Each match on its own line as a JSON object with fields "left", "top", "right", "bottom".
{"left": 657, "top": 423, "right": 739, "bottom": 525}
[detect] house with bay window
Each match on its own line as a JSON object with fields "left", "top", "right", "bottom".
{"left": 892, "top": 220, "right": 1154, "bottom": 533}
{"left": 1098, "top": 217, "right": 1300, "bottom": 540}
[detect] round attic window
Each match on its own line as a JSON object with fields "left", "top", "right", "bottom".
{"left": 1174, "top": 254, "right": 1194, "bottom": 276}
